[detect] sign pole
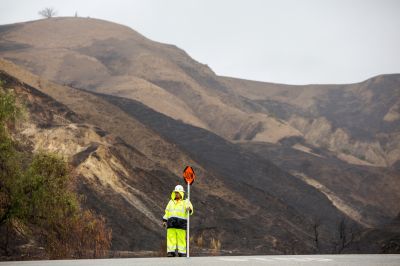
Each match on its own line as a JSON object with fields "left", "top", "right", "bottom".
{"left": 183, "top": 166, "right": 195, "bottom": 259}
{"left": 187, "top": 182, "right": 190, "bottom": 258}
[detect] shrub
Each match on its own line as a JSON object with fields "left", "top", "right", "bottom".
{"left": 0, "top": 83, "right": 111, "bottom": 258}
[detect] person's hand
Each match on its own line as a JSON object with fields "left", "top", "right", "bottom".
{"left": 186, "top": 207, "right": 192, "bottom": 212}
{"left": 162, "top": 221, "right": 167, "bottom": 228}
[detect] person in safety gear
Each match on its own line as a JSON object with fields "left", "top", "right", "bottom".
{"left": 162, "top": 184, "right": 193, "bottom": 257}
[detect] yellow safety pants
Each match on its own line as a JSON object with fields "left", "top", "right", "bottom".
{"left": 167, "top": 228, "right": 186, "bottom": 254}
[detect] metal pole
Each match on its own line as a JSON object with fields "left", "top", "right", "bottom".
{"left": 187, "top": 183, "right": 190, "bottom": 258}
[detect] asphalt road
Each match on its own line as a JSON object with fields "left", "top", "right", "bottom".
{"left": 1, "top": 255, "right": 400, "bottom": 266}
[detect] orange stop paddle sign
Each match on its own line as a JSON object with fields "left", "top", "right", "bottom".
{"left": 183, "top": 166, "right": 196, "bottom": 185}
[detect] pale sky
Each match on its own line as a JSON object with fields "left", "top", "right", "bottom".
{"left": 1, "top": 0, "right": 399, "bottom": 84}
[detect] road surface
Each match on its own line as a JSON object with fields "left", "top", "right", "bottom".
{"left": 1, "top": 255, "right": 400, "bottom": 266}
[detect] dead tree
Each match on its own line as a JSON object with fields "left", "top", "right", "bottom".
{"left": 331, "top": 218, "right": 357, "bottom": 254}
{"left": 38, "top": 7, "right": 57, "bottom": 18}
{"left": 312, "top": 218, "right": 321, "bottom": 252}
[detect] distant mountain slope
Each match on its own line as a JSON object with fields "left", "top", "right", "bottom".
{"left": 222, "top": 76, "right": 400, "bottom": 167}
{"left": 1, "top": 17, "right": 399, "bottom": 167}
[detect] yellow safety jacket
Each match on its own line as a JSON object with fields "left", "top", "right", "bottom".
{"left": 163, "top": 190, "right": 193, "bottom": 230}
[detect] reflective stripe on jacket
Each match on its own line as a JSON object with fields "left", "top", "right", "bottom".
{"left": 163, "top": 190, "right": 193, "bottom": 230}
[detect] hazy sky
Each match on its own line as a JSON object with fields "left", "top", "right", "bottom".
{"left": 1, "top": 0, "right": 399, "bottom": 84}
